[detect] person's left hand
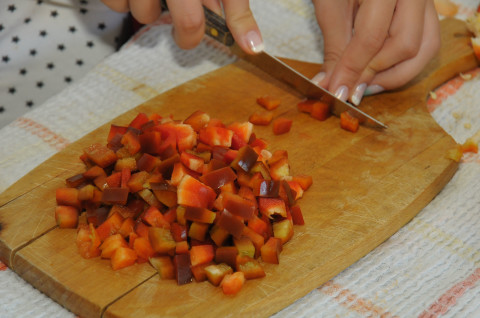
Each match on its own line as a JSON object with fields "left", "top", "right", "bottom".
{"left": 312, "top": 0, "right": 441, "bottom": 105}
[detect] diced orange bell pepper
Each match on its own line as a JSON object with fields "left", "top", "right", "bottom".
{"left": 249, "top": 111, "right": 273, "bottom": 126}
{"left": 256, "top": 95, "right": 280, "bottom": 110}
{"left": 190, "top": 245, "right": 215, "bottom": 267}
{"left": 111, "top": 247, "right": 138, "bottom": 270}
{"left": 83, "top": 143, "right": 117, "bottom": 168}
{"left": 96, "top": 212, "right": 124, "bottom": 241}
{"left": 272, "top": 118, "right": 292, "bottom": 135}
{"left": 260, "top": 237, "right": 283, "bottom": 264}
{"left": 55, "top": 206, "right": 79, "bottom": 228}
{"left": 149, "top": 256, "right": 175, "bottom": 279}
{"left": 56, "top": 188, "right": 82, "bottom": 209}
{"left": 221, "top": 271, "right": 245, "bottom": 295}
{"left": 340, "top": 111, "right": 359, "bottom": 133}
{"left": 76, "top": 223, "right": 101, "bottom": 259}
{"left": 100, "top": 234, "right": 128, "bottom": 259}
{"left": 142, "top": 206, "right": 170, "bottom": 229}
{"left": 133, "top": 237, "right": 155, "bottom": 260}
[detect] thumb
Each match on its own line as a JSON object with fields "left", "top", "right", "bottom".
{"left": 222, "top": 0, "right": 264, "bottom": 54}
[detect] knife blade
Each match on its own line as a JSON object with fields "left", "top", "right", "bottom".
{"left": 160, "top": 2, "right": 387, "bottom": 129}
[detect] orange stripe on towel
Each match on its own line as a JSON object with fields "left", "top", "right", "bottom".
{"left": 0, "top": 261, "right": 7, "bottom": 271}
{"left": 14, "top": 117, "right": 70, "bottom": 151}
{"left": 320, "top": 281, "right": 398, "bottom": 317}
{"left": 427, "top": 68, "right": 480, "bottom": 113}
{"left": 419, "top": 268, "right": 480, "bottom": 318}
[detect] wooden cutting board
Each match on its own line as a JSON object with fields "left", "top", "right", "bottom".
{"left": 0, "top": 18, "right": 478, "bottom": 318}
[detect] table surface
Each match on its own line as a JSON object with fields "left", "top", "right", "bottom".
{"left": 1, "top": 1, "right": 479, "bottom": 317}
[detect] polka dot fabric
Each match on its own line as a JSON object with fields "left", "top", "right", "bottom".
{"left": 0, "top": 0, "right": 126, "bottom": 127}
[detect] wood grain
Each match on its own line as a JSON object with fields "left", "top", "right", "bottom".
{"left": 0, "top": 18, "right": 477, "bottom": 318}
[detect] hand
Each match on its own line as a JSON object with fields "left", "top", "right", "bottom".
{"left": 311, "top": 0, "right": 441, "bottom": 105}
{"left": 101, "top": 0, "right": 264, "bottom": 54}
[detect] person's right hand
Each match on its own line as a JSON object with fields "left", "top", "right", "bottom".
{"left": 101, "top": 0, "right": 264, "bottom": 54}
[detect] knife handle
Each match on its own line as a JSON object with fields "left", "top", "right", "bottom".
{"left": 160, "top": 0, "right": 234, "bottom": 46}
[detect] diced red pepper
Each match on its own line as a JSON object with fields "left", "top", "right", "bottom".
{"left": 184, "top": 206, "right": 217, "bottom": 224}
{"left": 101, "top": 187, "right": 129, "bottom": 205}
{"left": 128, "top": 112, "right": 149, "bottom": 130}
{"left": 290, "top": 205, "right": 305, "bottom": 225}
{"left": 177, "top": 175, "right": 216, "bottom": 209}
{"left": 273, "top": 219, "right": 294, "bottom": 244}
{"left": 107, "top": 124, "right": 128, "bottom": 143}
{"left": 215, "top": 246, "right": 238, "bottom": 268}
{"left": 174, "top": 253, "right": 193, "bottom": 285}
{"left": 96, "top": 212, "right": 124, "bottom": 241}
{"left": 184, "top": 110, "right": 210, "bottom": 131}
{"left": 83, "top": 143, "right": 117, "bottom": 168}
{"left": 260, "top": 237, "right": 282, "bottom": 264}
{"left": 180, "top": 151, "right": 205, "bottom": 173}
{"left": 310, "top": 101, "right": 330, "bottom": 121}
{"left": 249, "top": 111, "right": 273, "bottom": 126}
{"left": 133, "top": 236, "right": 155, "bottom": 260}
{"left": 258, "top": 197, "right": 287, "bottom": 219}
{"left": 188, "top": 222, "right": 210, "bottom": 241}
{"left": 340, "top": 111, "right": 359, "bottom": 133}
{"left": 65, "top": 173, "right": 86, "bottom": 188}
{"left": 111, "top": 247, "right": 138, "bottom": 270}
{"left": 199, "top": 126, "right": 234, "bottom": 147}
{"left": 292, "top": 174, "right": 313, "bottom": 191}
{"left": 56, "top": 188, "right": 81, "bottom": 209}
{"left": 222, "top": 192, "right": 256, "bottom": 220}
{"left": 100, "top": 234, "right": 128, "bottom": 259}
{"left": 205, "top": 263, "right": 233, "bottom": 286}
{"left": 461, "top": 138, "right": 478, "bottom": 153}
{"left": 76, "top": 223, "right": 101, "bottom": 259}
{"left": 221, "top": 271, "right": 245, "bottom": 295}
{"left": 142, "top": 206, "right": 170, "bottom": 228}
{"left": 150, "top": 256, "right": 175, "bottom": 279}
{"left": 106, "top": 171, "right": 122, "bottom": 188}
{"left": 272, "top": 118, "right": 293, "bottom": 135}
{"left": 190, "top": 245, "right": 215, "bottom": 266}
{"left": 256, "top": 95, "right": 280, "bottom": 110}
{"left": 171, "top": 222, "right": 188, "bottom": 242}
{"left": 217, "top": 210, "right": 245, "bottom": 239}
{"left": 235, "top": 255, "right": 265, "bottom": 279}
{"left": 230, "top": 145, "right": 258, "bottom": 173}
{"left": 83, "top": 165, "right": 106, "bottom": 179}
{"left": 55, "top": 206, "right": 79, "bottom": 228}
{"left": 148, "top": 227, "right": 176, "bottom": 254}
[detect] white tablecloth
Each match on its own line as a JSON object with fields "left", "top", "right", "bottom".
{"left": 1, "top": 1, "right": 480, "bottom": 317}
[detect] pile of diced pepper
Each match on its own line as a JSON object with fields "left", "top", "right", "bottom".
{"left": 55, "top": 110, "right": 312, "bottom": 295}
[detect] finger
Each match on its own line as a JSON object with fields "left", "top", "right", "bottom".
{"left": 366, "top": 0, "right": 440, "bottom": 92}
{"left": 327, "top": 0, "right": 397, "bottom": 101}
{"left": 129, "top": 0, "right": 162, "bottom": 24}
{"left": 101, "top": 0, "right": 130, "bottom": 13}
{"left": 203, "top": 0, "right": 222, "bottom": 16}
{"left": 311, "top": 0, "right": 354, "bottom": 88}
{"left": 167, "top": 0, "right": 206, "bottom": 49}
{"left": 367, "top": 0, "right": 426, "bottom": 72}
{"left": 222, "top": 0, "right": 264, "bottom": 54}
{"left": 351, "top": 0, "right": 427, "bottom": 104}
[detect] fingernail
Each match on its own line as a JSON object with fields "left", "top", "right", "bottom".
{"left": 364, "top": 84, "right": 384, "bottom": 96}
{"left": 311, "top": 72, "right": 326, "bottom": 85}
{"left": 334, "top": 85, "right": 349, "bottom": 101}
{"left": 245, "top": 30, "right": 264, "bottom": 53}
{"left": 351, "top": 83, "right": 367, "bottom": 106}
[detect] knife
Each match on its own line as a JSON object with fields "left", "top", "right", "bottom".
{"left": 160, "top": 2, "right": 387, "bottom": 129}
